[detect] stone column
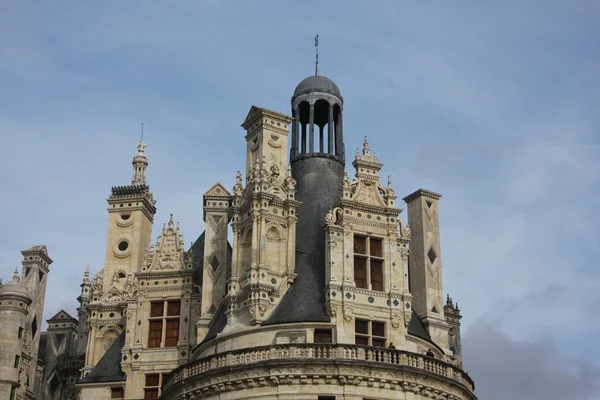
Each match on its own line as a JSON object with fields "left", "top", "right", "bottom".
{"left": 328, "top": 104, "right": 334, "bottom": 154}
{"left": 293, "top": 107, "right": 300, "bottom": 158}
{"left": 336, "top": 109, "right": 344, "bottom": 161}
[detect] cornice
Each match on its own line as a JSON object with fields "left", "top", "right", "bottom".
{"left": 402, "top": 188, "right": 442, "bottom": 203}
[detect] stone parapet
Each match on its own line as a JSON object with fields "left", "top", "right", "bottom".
{"left": 162, "top": 343, "right": 476, "bottom": 400}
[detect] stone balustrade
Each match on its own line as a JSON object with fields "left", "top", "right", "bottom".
{"left": 163, "top": 343, "right": 475, "bottom": 395}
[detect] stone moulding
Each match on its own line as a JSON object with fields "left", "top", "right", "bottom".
{"left": 162, "top": 344, "right": 476, "bottom": 400}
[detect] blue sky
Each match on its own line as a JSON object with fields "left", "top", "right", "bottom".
{"left": 1, "top": 1, "right": 599, "bottom": 398}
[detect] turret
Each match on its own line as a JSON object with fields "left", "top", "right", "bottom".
{"left": 0, "top": 268, "right": 32, "bottom": 399}
{"left": 19, "top": 245, "right": 52, "bottom": 397}
{"left": 102, "top": 139, "right": 156, "bottom": 290}
{"left": 444, "top": 294, "right": 463, "bottom": 367}
{"left": 76, "top": 267, "right": 91, "bottom": 355}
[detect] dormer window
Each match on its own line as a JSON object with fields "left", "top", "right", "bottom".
{"left": 353, "top": 235, "right": 384, "bottom": 291}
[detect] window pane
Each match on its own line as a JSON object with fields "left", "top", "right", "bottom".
{"left": 372, "top": 338, "right": 386, "bottom": 347}
{"left": 355, "top": 319, "right": 369, "bottom": 335}
{"left": 355, "top": 336, "right": 369, "bottom": 345}
{"left": 111, "top": 387, "right": 124, "bottom": 399}
{"left": 354, "top": 236, "right": 367, "bottom": 254}
{"left": 145, "top": 374, "right": 160, "bottom": 387}
{"left": 314, "top": 329, "right": 332, "bottom": 343}
{"left": 167, "top": 301, "right": 180, "bottom": 316}
{"left": 165, "top": 319, "right": 180, "bottom": 347}
{"left": 144, "top": 388, "right": 159, "bottom": 399}
{"left": 370, "top": 238, "right": 383, "bottom": 257}
{"left": 370, "top": 260, "right": 383, "bottom": 291}
{"left": 150, "top": 302, "right": 164, "bottom": 317}
{"left": 372, "top": 322, "right": 385, "bottom": 337}
{"left": 148, "top": 321, "right": 162, "bottom": 348}
{"left": 354, "top": 257, "right": 367, "bottom": 288}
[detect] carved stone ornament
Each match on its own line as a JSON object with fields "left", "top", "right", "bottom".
{"left": 401, "top": 223, "right": 411, "bottom": 239}
{"left": 343, "top": 306, "right": 354, "bottom": 323}
{"left": 146, "top": 214, "right": 186, "bottom": 271}
{"left": 122, "top": 273, "right": 141, "bottom": 299}
{"left": 325, "top": 207, "right": 343, "bottom": 226}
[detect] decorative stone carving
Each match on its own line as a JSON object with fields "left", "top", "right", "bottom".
{"left": 401, "top": 223, "right": 411, "bottom": 239}
{"left": 146, "top": 214, "right": 186, "bottom": 271}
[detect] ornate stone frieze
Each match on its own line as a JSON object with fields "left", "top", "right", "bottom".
{"left": 145, "top": 214, "right": 187, "bottom": 271}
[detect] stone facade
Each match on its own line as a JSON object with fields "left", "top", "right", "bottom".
{"left": 0, "top": 68, "right": 476, "bottom": 400}
{"left": 0, "top": 246, "right": 54, "bottom": 400}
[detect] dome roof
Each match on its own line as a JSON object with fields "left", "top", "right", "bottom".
{"left": 293, "top": 75, "right": 342, "bottom": 99}
{"left": 0, "top": 279, "right": 30, "bottom": 298}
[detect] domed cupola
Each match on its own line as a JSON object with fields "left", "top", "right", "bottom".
{"left": 289, "top": 40, "right": 345, "bottom": 163}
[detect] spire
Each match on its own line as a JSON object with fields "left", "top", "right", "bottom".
{"left": 362, "top": 136, "right": 371, "bottom": 157}
{"left": 83, "top": 266, "right": 90, "bottom": 285}
{"left": 314, "top": 34, "right": 319, "bottom": 76}
{"left": 13, "top": 267, "right": 20, "bottom": 282}
{"left": 132, "top": 134, "right": 148, "bottom": 185}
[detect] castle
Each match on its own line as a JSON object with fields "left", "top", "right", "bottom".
{"left": 0, "top": 69, "right": 475, "bottom": 399}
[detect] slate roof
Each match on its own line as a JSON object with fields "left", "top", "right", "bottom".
{"left": 263, "top": 251, "right": 330, "bottom": 325}
{"left": 79, "top": 331, "right": 126, "bottom": 384}
{"left": 192, "top": 230, "right": 232, "bottom": 343}
{"left": 190, "top": 231, "right": 232, "bottom": 288}
{"left": 293, "top": 75, "right": 342, "bottom": 99}
{"left": 407, "top": 311, "right": 432, "bottom": 341}
{"left": 190, "top": 232, "right": 206, "bottom": 286}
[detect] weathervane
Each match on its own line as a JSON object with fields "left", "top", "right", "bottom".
{"left": 315, "top": 34, "right": 319, "bottom": 76}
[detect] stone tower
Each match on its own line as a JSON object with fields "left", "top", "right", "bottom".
{"left": 403, "top": 189, "right": 450, "bottom": 350}
{"left": 0, "top": 245, "right": 52, "bottom": 400}
{"left": 82, "top": 139, "right": 157, "bottom": 375}
{"left": 0, "top": 269, "right": 32, "bottom": 400}
{"left": 77, "top": 139, "right": 201, "bottom": 400}
{"left": 160, "top": 69, "right": 476, "bottom": 400}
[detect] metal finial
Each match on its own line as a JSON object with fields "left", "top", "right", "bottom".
{"left": 314, "top": 34, "right": 319, "bottom": 76}
{"left": 141, "top": 122, "right": 144, "bottom": 141}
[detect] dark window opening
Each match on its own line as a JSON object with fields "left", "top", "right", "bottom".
{"left": 31, "top": 317, "right": 37, "bottom": 338}
{"left": 355, "top": 319, "right": 386, "bottom": 347}
{"left": 144, "top": 374, "right": 162, "bottom": 399}
{"left": 118, "top": 241, "right": 129, "bottom": 251}
{"left": 121, "top": 214, "right": 131, "bottom": 220}
{"left": 353, "top": 235, "right": 384, "bottom": 291}
{"left": 148, "top": 301, "right": 180, "bottom": 348}
{"left": 18, "top": 327, "right": 23, "bottom": 339}
{"left": 314, "top": 329, "right": 333, "bottom": 343}
{"left": 111, "top": 387, "right": 124, "bottom": 399}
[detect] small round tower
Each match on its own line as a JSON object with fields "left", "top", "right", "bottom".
{"left": 0, "top": 269, "right": 32, "bottom": 398}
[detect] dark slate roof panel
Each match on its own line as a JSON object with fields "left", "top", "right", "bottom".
{"left": 407, "top": 311, "right": 432, "bottom": 341}
{"left": 293, "top": 75, "right": 342, "bottom": 99}
{"left": 201, "top": 303, "right": 227, "bottom": 343}
{"left": 263, "top": 251, "right": 330, "bottom": 325}
{"left": 190, "top": 232, "right": 205, "bottom": 286}
{"left": 79, "top": 331, "right": 125, "bottom": 384}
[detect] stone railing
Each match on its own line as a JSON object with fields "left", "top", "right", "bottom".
{"left": 163, "top": 343, "right": 474, "bottom": 393}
